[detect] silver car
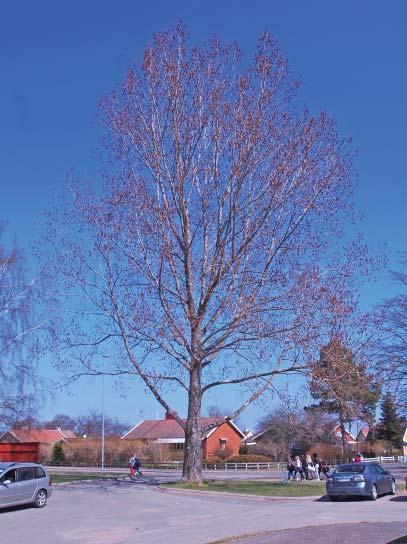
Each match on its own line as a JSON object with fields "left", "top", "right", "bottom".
{"left": 326, "top": 462, "right": 396, "bottom": 501}
{"left": 0, "top": 462, "right": 52, "bottom": 509}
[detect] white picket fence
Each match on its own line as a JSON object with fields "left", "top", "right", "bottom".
{"left": 203, "top": 456, "right": 407, "bottom": 471}
{"left": 204, "top": 462, "right": 280, "bottom": 470}
{"left": 363, "top": 456, "right": 406, "bottom": 463}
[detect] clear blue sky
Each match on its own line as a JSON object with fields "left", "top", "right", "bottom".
{"left": 1, "top": 1, "right": 406, "bottom": 430}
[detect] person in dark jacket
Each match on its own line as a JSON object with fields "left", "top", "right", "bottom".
{"left": 287, "top": 457, "right": 296, "bottom": 480}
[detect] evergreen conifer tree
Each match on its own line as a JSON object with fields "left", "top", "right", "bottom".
{"left": 376, "top": 392, "right": 404, "bottom": 451}
{"left": 50, "top": 442, "right": 65, "bottom": 464}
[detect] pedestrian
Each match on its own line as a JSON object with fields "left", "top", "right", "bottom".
{"left": 312, "top": 453, "right": 320, "bottom": 480}
{"left": 129, "top": 452, "right": 142, "bottom": 478}
{"left": 287, "top": 457, "right": 296, "bottom": 480}
{"left": 301, "top": 455, "right": 308, "bottom": 480}
{"left": 319, "top": 460, "right": 330, "bottom": 479}
{"left": 294, "top": 455, "right": 304, "bottom": 481}
{"left": 305, "top": 454, "right": 315, "bottom": 480}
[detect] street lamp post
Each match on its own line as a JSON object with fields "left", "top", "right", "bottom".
{"left": 101, "top": 355, "right": 109, "bottom": 473}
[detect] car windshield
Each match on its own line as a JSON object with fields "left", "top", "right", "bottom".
{"left": 335, "top": 464, "right": 365, "bottom": 473}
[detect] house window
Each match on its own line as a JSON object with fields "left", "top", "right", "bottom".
{"left": 219, "top": 438, "right": 227, "bottom": 450}
{"left": 169, "top": 443, "right": 184, "bottom": 451}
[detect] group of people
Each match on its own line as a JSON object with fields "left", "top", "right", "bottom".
{"left": 287, "top": 453, "right": 330, "bottom": 481}
{"left": 129, "top": 453, "right": 142, "bottom": 478}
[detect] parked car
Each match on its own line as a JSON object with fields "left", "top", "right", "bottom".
{"left": 326, "top": 462, "right": 396, "bottom": 501}
{"left": 0, "top": 462, "right": 52, "bottom": 509}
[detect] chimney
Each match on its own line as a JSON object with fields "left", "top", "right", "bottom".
{"left": 165, "top": 411, "right": 177, "bottom": 420}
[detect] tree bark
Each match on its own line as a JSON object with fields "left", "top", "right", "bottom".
{"left": 182, "top": 365, "right": 203, "bottom": 483}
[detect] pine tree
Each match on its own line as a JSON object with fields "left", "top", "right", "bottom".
{"left": 376, "top": 392, "right": 404, "bottom": 451}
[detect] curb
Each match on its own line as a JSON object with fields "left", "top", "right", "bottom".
{"left": 158, "top": 486, "right": 322, "bottom": 501}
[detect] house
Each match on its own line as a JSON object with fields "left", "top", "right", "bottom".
{"left": 0, "top": 428, "right": 77, "bottom": 445}
{"left": 356, "top": 427, "right": 369, "bottom": 444}
{"left": 121, "top": 412, "right": 245, "bottom": 459}
{"left": 332, "top": 425, "right": 357, "bottom": 447}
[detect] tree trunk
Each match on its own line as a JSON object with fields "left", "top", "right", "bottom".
{"left": 339, "top": 414, "right": 346, "bottom": 457}
{"left": 182, "top": 365, "right": 203, "bottom": 483}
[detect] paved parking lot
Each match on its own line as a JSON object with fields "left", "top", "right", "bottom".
{"left": 1, "top": 478, "right": 407, "bottom": 544}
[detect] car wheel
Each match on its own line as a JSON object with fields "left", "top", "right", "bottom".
{"left": 370, "top": 484, "right": 378, "bottom": 501}
{"left": 329, "top": 495, "right": 339, "bottom": 501}
{"left": 390, "top": 480, "right": 396, "bottom": 495}
{"left": 33, "top": 489, "right": 47, "bottom": 508}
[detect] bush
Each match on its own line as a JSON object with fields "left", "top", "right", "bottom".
{"left": 50, "top": 442, "right": 65, "bottom": 464}
{"left": 239, "top": 444, "right": 249, "bottom": 455}
{"left": 205, "top": 454, "right": 273, "bottom": 464}
{"left": 54, "top": 438, "right": 180, "bottom": 466}
{"left": 227, "top": 454, "right": 273, "bottom": 463}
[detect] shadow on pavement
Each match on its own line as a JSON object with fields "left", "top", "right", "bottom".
{"left": 315, "top": 495, "right": 370, "bottom": 502}
{"left": 55, "top": 477, "right": 162, "bottom": 494}
{"left": 386, "top": 537, "right": 407, "bottom": 543}
{"left": 0, "top": 504, "right": 33, "bottom": 515}
{"left": 390, "top": 496, "right": 407, "bottom": 502}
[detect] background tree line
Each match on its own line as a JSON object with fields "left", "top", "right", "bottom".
{"left": 12, "top": 409, "right": 130, "bottom": 438}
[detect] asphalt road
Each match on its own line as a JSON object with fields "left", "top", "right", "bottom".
{"left": 236, "top": 523, "right": 407, "bottom": 544}
{"left": 47, "top": 461, "right": 407, "bottom": 483}
{"left": 1, "top": 479, "right": 407, "bottom": 544}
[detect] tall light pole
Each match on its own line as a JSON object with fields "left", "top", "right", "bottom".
{"left": 101, "top": 355, "right": 109, "bottom": 473}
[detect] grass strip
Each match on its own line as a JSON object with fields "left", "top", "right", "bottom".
{"left": 163, "top": 479, "right": 326, "bottom": 497}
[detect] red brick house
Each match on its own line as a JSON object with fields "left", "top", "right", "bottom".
{"left": 122, "top": 412, "right": 245, "bottom": 459}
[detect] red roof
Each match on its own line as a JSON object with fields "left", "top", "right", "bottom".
{"left": 8, "top": 429, "right": 77, "bottom": 444}
{"left": 358, "top": 427, "right": 369, "bottom": 438}
{"left": 122, "top": 417, "right": 244, "bottom": 441}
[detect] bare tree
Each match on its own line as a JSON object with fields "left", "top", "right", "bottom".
{"left": 42, "top": 413, "right": 77, "bottom": 432}
{"left": 0, "top": 223, "right": 43, "bottom": 429}
{"left": 256, "top": 395, "right": 337, "bottom": 459}
{"left": 374, "top": 256, "right": 407, "bottom": 409}
{"left": 76, "top": 409, "right": 129, "bottom": 438}
{"left": 42, "top": 24, "right": 367, "bottom": 482}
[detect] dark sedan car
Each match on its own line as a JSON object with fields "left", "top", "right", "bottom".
{"left": 326, "top": 462, "right": 396, "bottom": 501}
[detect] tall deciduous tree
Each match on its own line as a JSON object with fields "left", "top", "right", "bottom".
{"left": 310, "top": 337, "right": 380, "bottom": 453}
{"left": 42, "top": 25, "right": 367, "bottom": 482}
{"left": 0, "top": 223, "right": 43, "bottom": 429}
